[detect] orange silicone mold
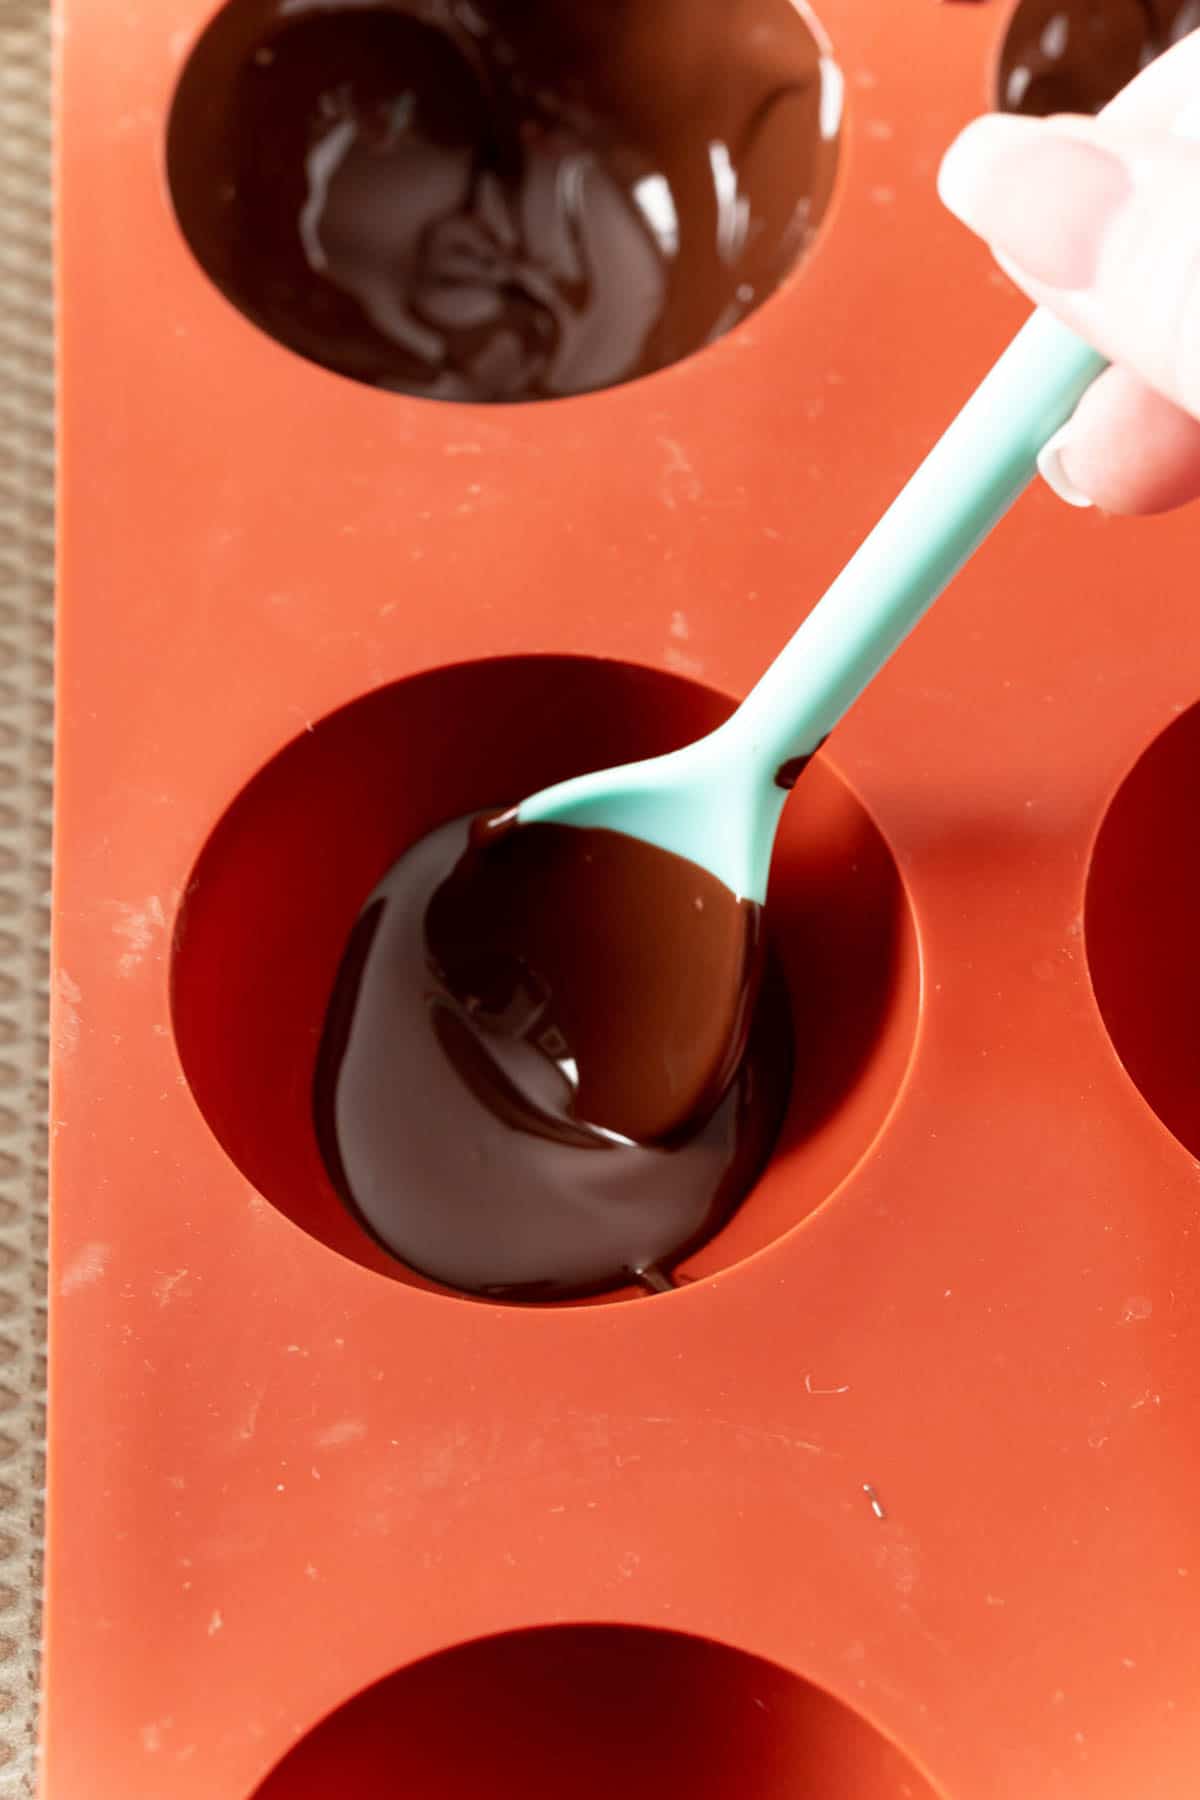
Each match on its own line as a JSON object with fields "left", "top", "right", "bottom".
{"left": 48, "top": 1, "right": 1200, "bottom": 1796}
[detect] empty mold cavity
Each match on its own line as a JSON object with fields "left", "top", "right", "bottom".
{"left": 1086, "top": 702, "right": 1200, "bottom": 1158}
{"left": 171, "top": 657, "right": 918, "bottom": 1302}
{"left": 166, "top": 0, "right": 842, "bottom": 401}
{"left": 248, "top": 1625, "right": 941, "bottom": 1800}
{"left": 997, "top": 0, "right": 1199, "bottom": 115}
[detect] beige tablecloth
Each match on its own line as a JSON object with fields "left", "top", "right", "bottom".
{"left": 0, "top": 0, "right": 52, "bottom": 1791}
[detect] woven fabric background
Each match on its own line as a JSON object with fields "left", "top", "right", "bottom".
{"left": 0, "top": 0, "right": 53, "bottom": 1791}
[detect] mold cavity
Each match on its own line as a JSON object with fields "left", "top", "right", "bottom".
{"left": 1086, "top": 703, "right": 1200, "bottom": 1159}
{"left": 247, "top": 1625, "right": 941, "bottom": 1799}
{"left": 171, "top": 657, "right": 918, "bottom": 1304}
{"left": 166, "top": 0, "right": 842, "bottom": 401}
{"left": 997, "top": 1, "right": 1199, "bottom": 116}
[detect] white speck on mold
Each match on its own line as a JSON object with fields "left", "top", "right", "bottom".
{"left": 1121, "top": 1295, "right": 1153, "bottom": 1323}
{"left": 305, "top": 1562, "right": 319, "bottom": 1580}
{"left": 663, "top": 645, "right": 704, "bottom": 677}
{"left": 153, "top": 1269, "right": 190, "bottom": 1308}
{"left": 870, "top": 185, "right": 896, "bottom": 207}
{"left": 669, "top": 610, "right": 689, "bottom": 640}
{"left": 60, "top": 1241, "right": 109, "bottom": 1296}
{"left": 618, "top": 1551, "right": 639, "bottom": 1578}
{"left": 659, "top": 437, "right": 701, "bottom": 508}
{"left": 141, "top": 1719, "right": 172, "bottom": 1754}
{"left": 865, "top": 119, "right": 893, "bottom": 141}
{"left": 315, "top": 1417, "right": 367, "bottom": 1449}
{"left": 53, "top": 972, "right": 82, "bottom": 1051}
{"left": 112, "top": 896, "right": 167, "bottom": 976}
{"left": 805, "top": 1374, "right": 850, "bottom": 1396}
{"left": 236, "top": 1392, "right": 263, "bottom": 1442}
{"left": 207, "top": 1609, "right": 223, "bottom": 1636}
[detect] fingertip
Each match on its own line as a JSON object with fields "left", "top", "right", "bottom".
{"left": 1040, "top": 367, "right": 1200, "bottom": 518}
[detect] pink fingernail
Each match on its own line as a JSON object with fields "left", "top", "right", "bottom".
{"left": 938, "top": 116, "right": 1131, "bottom": 289}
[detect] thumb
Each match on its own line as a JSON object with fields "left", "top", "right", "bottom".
{"left": 938, "top": 111, "right": 1200, "bottom": 425}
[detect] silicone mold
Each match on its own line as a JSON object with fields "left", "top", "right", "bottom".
{"left": 49, "top": 1, "right": 1200, "bottom": 1796}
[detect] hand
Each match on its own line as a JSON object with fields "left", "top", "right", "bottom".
{"left": 938, "top": 31, "right": 1200, "bottom": 515}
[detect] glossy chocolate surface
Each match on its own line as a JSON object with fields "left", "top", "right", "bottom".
{"left": 999, "top": 0, "right": 1199, "bottom": 115}
{"left": 168, "top": 0, "right": 839, "bottom": 399}
{"left": 315, "top": 813, "right": 793, "bottom": 1301}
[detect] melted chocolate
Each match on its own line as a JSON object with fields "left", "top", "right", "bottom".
{"left": 999, "top": 0, "right": 1200, "bottom": 116}
{"left": 314, "top": 814, "right": 792, "bottom": 1302}
{"left": 774, "top": 739, "right": 826, "bottom": 791}
{"left": 774, "top": 756, "right": 811, "bottom": 792}
{"left": 167, "top": 0, "right": 839, "bottom": 401}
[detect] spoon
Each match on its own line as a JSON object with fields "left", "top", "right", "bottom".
{"left": 517, "top": 307, "right": 1106, "bottom": 902}
{"left": 446, "top": 307, "right": 1107, "bottom": 1155}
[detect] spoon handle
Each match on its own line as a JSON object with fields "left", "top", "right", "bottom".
{"left": 729, "top": 308, "right": 1106, "bottom": 772}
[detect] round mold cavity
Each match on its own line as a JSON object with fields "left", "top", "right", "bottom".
{"left": 996, "top": 0, "right": 1198, "bottom": 117}
{"left": 166, "top": 0, "right": 842, "bottom": 402}
{"left": 171, "top": 656, "right": 919, "bottom": 1303}
{"left": 1085, "top": 701, "right": 1200, "bottom": 1159}
{"left": 246, "top": 1625, "right": 942, "bottom": 1799}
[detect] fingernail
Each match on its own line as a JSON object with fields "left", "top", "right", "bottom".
{"left": 1037, "top": 425, "right": 1094, "bottom": 509}
{"left": 938, "top": 115, "right": 1131, "bottom": 288}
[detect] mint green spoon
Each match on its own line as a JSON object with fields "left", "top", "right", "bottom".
{"left": 518, "top": 308, "right": 1106, "bottom": 903}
